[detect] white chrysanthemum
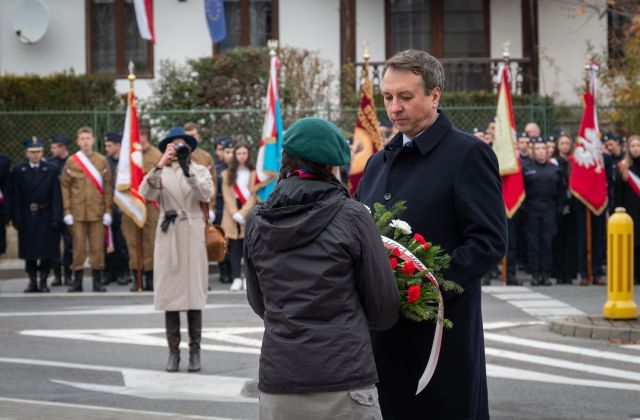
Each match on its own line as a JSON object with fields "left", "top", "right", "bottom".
{"left": 389, "top": 219, "right": 412, "bottom": 235}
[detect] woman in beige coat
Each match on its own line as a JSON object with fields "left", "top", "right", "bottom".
{"left": 139, "top": 127, "right": 214, "bottom": 373}
{"left": 221, "top": 145, "right": 271, "bottom": 291}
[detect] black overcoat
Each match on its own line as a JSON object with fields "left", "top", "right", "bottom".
{"left": 356, "top": 111, "right": 507, "bottom": 420}
{"left": 0, "top": 155, "right": 11, "bottom": 254}
{"left": 11, "top": 161, "right": 62, "bottom": 260}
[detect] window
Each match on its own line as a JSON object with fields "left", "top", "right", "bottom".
{"left": 386, "top": 0, "right": 488, "bottom": 58}
{"left": 86, "top": 0, "right": 153, "bottom": 77}
{"left": 217, "top": 0, "right": 278, "bottom": 53}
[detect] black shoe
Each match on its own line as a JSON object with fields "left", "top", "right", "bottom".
{"left": 92, "top": 270, "right": 107, "bottom": 292}
{"left": 38, "top": 271, "right": 50, "bottom": 293}
{"left": 531, "top": 272, "right": 542, "bottom": 286}
{"left": 144, "top": 271, "right": 154, "bottom": 291}
{"left": 24, "top": 272, "right": 39, "bottom": 293}
{"left": 506, "top": 273, "right": 522, "bottom": 286}
{"left": 51, "top": 265, "right": 62, "bottom": 286}
{"left": 541, "top": 272, "right": 552, "bottom": 286}
{"left": 63, "top": 267, "right": 72, "bottom": 286}
{"left": 68, "top": 270, "right": 83, "bottom": 292}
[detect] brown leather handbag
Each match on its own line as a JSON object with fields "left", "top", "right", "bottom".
{"left": 200, "top": 203, "right": 227, "bottom": 262}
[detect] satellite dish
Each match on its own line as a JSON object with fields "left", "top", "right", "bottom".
{"left": 13, "top": 0, "right": 49, "bottom": 44}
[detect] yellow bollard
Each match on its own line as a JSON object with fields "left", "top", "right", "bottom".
{"left": 603, "top": 207, "right": 638, "bottom": 319}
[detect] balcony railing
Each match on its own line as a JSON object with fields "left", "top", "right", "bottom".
{"left": 355, "top": 57, "right": 535, "bottom": 96}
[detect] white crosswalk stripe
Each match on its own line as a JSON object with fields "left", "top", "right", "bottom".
{"left": 483, "top": 285, "right": 585, "bottom": 318}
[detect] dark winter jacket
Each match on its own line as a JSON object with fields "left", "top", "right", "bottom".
{"left": 244, "top": 175, "right": 399, "bottom": 394}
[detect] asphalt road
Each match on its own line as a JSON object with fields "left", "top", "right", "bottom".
{"left": 0, "top": 273, "right": 639, "bottom": 420}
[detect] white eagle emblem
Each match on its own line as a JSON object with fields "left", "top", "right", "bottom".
{"left": 573, "top": 128, "right": 604, "bottom": 173}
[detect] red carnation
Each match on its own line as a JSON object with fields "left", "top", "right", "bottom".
{"left": 392, "top": 247, "right": 402, "bottom": 257}
{"left": 414, "top": 233, "right": 426, "bottom": 245}
{"left": 423, "top": 242, "right": 431, "bottom": 251}
{"left": 407, "top": 284, "right": 421, "bottom": 303}
{"left": 389, "top": 257, "right": 398, "bottom": 270}
{"left": 401, "top": 260, "right": 416, "bottom": 275}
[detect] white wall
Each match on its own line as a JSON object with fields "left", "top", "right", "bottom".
{"left": 356, "top": 0, "right": 385, "bottom": 62}
{"left": 490, "top": 0, "right": 522, "bottom": 59}
{"left": 0, "top": 0, "right": 85, "bottom": 75}
{"left": 537, "top": 0, "right": 607, "bottom": 103}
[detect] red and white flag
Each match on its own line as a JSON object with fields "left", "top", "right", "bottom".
{"left": 619, "top": 162, "right": 640, "bottom": 198}
{"left": 114, "top": 90, "right": 147, "bottom": 228}
{"left": 494, "top": 63, "right": 525, "bottom": 218}
{"left": 133, "top": 0, "right": 155, "bottom": 43}
{"left": 569, "top": 63, "right": 608, "bottom": 215}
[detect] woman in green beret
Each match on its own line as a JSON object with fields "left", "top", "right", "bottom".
{"left": 243, "top": 117, "right": 400, "bottom": 420}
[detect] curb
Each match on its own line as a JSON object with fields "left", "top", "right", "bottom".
{"left": 548, "top": 314, "right": 640, "bottom": 343}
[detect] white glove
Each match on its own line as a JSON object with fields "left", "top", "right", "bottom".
{"left": 209, "top": 210, "right": 216, "bottom": 224}
{"left": 232, "top": 212, "right": 245, "bottom": 225}
{"left": 102, "top": 213, "right": 112, "bottom": 226}
{"left": 63, "top": 214, "right": 74, "bottom": 226}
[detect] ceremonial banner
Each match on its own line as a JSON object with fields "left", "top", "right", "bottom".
{"left": 349, "top": 66, "right": 383, "bottom": 196}
{"left": 114, "top": 91, "right": 147, "bottom": 228}
{"left": 205, "top": 0, "right": 227, "bottom": 44}
{"left": 494, "top": 63, "right": 525, "bottom": 218}
{"left": 569, "top": 64, "right": 608, "bottom": 215}
{"left": 255, "top": 51, "right": 283, "bottom": 202}
{"left": 133, "top": 0, "right": 155, "bottom": 43}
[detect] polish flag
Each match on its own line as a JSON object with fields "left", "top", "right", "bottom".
{"left": 133, "top": 0, "right": 155, "bottom": 43}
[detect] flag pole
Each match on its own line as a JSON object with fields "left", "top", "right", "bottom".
{"left": 128, "top": 61, "right": 144, "bottom": 292}
{"left": 584, "top": 61, "right": 593, "bottom": 284}
{"left": 501, "top": 41, "right": 511, "bottom": 287}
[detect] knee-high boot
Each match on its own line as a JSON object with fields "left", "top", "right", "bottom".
{"left": 165, "top": 311, "right": 181, "bottom": 372}
{"left": 38, "top": 263, "right": 50, "bottom": 293}
{"left": 187, "top": 310, "right": 202, "bottom": 372}
{"left": 92, "top": 269, "right": 106, "bottom": 292}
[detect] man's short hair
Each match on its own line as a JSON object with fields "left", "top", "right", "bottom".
{"left": 139, "top": 125, "right": 151, "bottom": 138}
{"left": 76, "top": 126, "right": 93, "bottom": 137}
{"left": 383, "top": 49, "right": 445, "bottom": 94}
{"left": 183, "top": 122, "right": 199, "bottom": 133}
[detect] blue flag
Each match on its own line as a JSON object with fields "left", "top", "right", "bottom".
{"left": 205, "top": 0, "right": 226, "bottom": 44}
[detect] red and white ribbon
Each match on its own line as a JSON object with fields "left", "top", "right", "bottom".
{"left": 381, "top": 235, "right": 444, "bottom": 395}
{"left": 628, "top": 169, "right": 640, "bottom": 198}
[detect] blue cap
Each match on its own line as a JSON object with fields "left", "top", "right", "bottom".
{"left": 518, "top": 131, "right": 528, "bottom": 138}
{"left": 50, "top": 134, "right": 71, "bottom": 145}
{"left": 24, "top": 137, "right": 44, "bottom": 151}
{"left": 104, "top": 131, "right": 123, "bottom": 143}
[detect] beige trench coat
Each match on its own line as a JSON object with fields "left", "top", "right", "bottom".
{"left": 140, "top": 161, "right": 214, "bottom": 311}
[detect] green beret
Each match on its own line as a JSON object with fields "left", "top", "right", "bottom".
{"left": 282, "top": 118, "right": 351, "bottom": 166}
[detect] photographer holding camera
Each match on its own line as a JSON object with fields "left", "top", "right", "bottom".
{"left": 140, "top": 127, "right": 214, "bottom": 373}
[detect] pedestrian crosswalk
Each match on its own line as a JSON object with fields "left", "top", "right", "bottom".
{"left": 483, "top": 285, "right": 585, "bottom": 318}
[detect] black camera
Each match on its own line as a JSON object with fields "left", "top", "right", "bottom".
{"left": 174, "top": 144, "right": 190, "bottom": 161}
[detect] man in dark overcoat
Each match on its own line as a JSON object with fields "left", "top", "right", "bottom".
{"left": 11, "top": 138, "right": 62, "bottom": 292}
{"left": 356, "top": 49, "right": 507, "bottom": 420}
{"left": 0, "top": 154, "right": 11, "bottom": 255}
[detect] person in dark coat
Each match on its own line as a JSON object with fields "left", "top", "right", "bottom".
{"left": 0, "top": 154, "right": 11, "bottom": 256}
{"left": 48, "top": 134, "right": 73, "bottom": 286}
{"left": 244, "top": 118, "right": 400, "bottom": 420}
{"left": 615, "top": 134, "right": 640, "bottom": 284}
{"left": 522, "top": 137, "right": 565, "bottom": 286}
{"left": 214, "top": 138, "right": 234, "bottom": 284}
{"left": 11, "top": 138, "right": 62, "bottom": 292}
{"left": 355, "top": 50, "right": 507, "bottom": 420}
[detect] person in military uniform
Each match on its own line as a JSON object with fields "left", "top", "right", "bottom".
{"left": 103, "top": 131, "right": 131, "bottom": 286}
{"left": 0, "top": 153, "right": 11, "bottom": 256}
{"left": 522, "top": 136, "right": 565, "bottom": 286}
{"left": 48, "top": 134, "right": 73, "bottom": 286}
{"left": 184, "top": 122, "right": 217, "bottom": 224}
{"left": 60, "top": 126, "right": 113, "bottom": 292}
{"left": 11, "top": 139, "right": 62, "bottom": 293}
{"left": 120, "top": 124, "right": 162, "bottom": 291}
{"left": 214, "top": 138, "right": 234, "bottom": 283}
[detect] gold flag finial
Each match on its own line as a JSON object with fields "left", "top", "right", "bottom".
{"left": 268, "top": 39, "right": 278, "bottom": 57}
{"left": 362, "top": 41, "right": 370, "bottom": 64}
{"left": 128, "top": 61, "right": 136, "bottom": 85}
{"left": 502, "top": 40, "right": 511, "bottom": 61}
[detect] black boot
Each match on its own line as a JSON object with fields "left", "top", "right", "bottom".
{"left": 165, "top": 311, "right": 181, "bottom": 372}
{"left": 541, "top": 272, "right": 552, "bottom": 286}
{"left": 218, "top": 261, "right": 230, "bottom": 284}
{"left": 68, "top": 270, "right": 83, "bottom": 292}
{"left": 51, "top": 263, "right": 62, "bottom": 286}
{"left": 117, "top": 270, "right": 131, "bottom": 286}
{"left": 92, "top": 269, "right": 107, "bottom": 292}
{"left": 187, "top": 310, "right": 202, "bottom": 372}
{"left": 63, "top": 267, "right": 72, "bottom": 286}
{"left": 144, "top": 271, "right": 154, "bottom": 291}
{"left": 38, "top": 268, "right": 50, "bottom": 293}
{"left": 24, "top": 270, "right": 39, "bottom": 293}
{"left": 506, "top": 273, "right": 523, "bottom": 286}
{"left": 130, "top": 270, "right": 142, "bottom": 291}
{"left": 531, "top": 272, "right": 541, "bottom": 286}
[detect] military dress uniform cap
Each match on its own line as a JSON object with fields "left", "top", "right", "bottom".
{"left": 104, "top": 131, "right": 123, "bottom": 143}
{"left": 543, "top": 135, "right": 555, "bottom": 142}
{"left": 50, "top": 134, "right": 71, "bottom": 145}
{"left": 528, "top": 136, "right": 545, "bottom": 144}
{"left": 215, "top": 136, "right": 232, "bottom": 147}
{"left": 473, "top": 127, "right": 485, "bottom": 135}
{"left": 24, "top": 137, "right": 44, "bottom": 151}
{"left": 604, "top": 132, "right": 624, "bottom": 143}
{"left": 518, "top": 131, "right": 529, "bottom": 138}
{"left": 282, "top": 117, "right": 351, "bottom": 166}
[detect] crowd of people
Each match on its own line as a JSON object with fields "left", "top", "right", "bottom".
{"left": 469, "top": 121, "right": 640, "bottom": 286}
{"left": 0, "top": 122, "right": 263, "bottom": 294}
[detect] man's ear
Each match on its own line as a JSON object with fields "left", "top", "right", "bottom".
{"left": 431, "top": 87, "right": 441, "bottom": 109}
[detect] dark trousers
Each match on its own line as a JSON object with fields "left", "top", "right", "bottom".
{"left": 575, "top": 202, "right": 605, "bottom": 278}
{"left": 105, "top": 210, "right": 129, "bottom": 279}
{"left": 507, "top": 214, "right": 519, "bottom": 275}
{"left": 228, "top": 238, "right": 244, "bottom": 279}
{"left": 53, "top": 225, "right": 72, "bottom": 270}
{"left": 552, "top": 210, "right": 578, "bottom": 282}
{"left": 525, "top": 210, "right": 556, "bottom": 273}
{"left": 26, "top": 259, "right": 51, "bottom": 274}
